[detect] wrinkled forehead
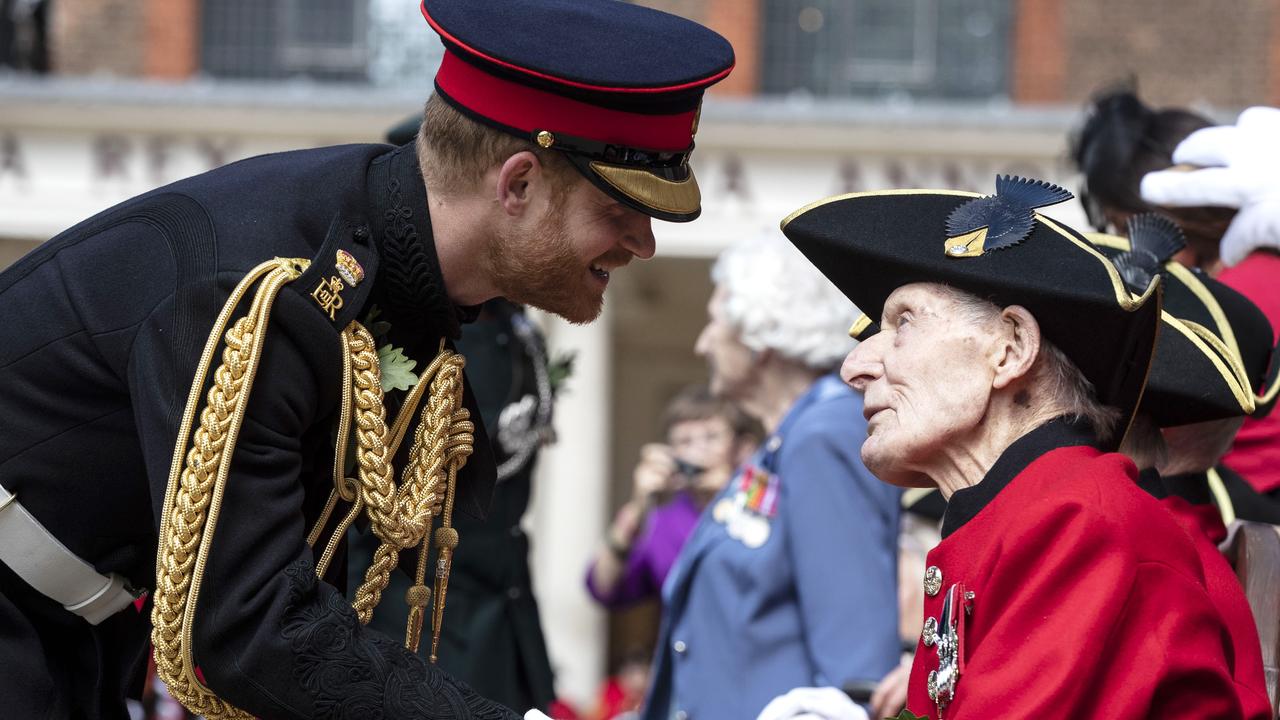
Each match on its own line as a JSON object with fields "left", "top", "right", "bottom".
{"left": 881, "top": 281, "right": 965, "bottom": 318}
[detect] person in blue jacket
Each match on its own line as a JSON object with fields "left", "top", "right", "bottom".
{"left": 642, "top": 234, "right": 902, "bottom": 720}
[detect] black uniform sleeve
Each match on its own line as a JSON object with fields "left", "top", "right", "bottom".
{"left": 130, "top": 274, "right": 520, "bottom": 719}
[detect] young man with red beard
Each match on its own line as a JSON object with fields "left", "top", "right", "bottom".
{"left": 0, "top": 2, "right": 732, "bottom": 718}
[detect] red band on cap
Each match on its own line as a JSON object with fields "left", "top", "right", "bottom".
{"left": 435, "top": 50, "right": 697, "bottom": 152}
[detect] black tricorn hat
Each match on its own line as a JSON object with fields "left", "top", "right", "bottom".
{"left": 1089, "top": 215, "right": 1280, "bottom": 426}
{"left": 780, "top": 176, "right": 1163, "bottom": 447}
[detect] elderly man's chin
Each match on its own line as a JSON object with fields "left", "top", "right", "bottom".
{"left": 861, "top": 434, "right": 936, "bottom": 488}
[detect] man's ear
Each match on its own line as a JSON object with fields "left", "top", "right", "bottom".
{"left": 991, "top": 305, "right": 1041, "bottom": 390}
{"left": 495, "top": 150, "right": 543, "bottom": 217}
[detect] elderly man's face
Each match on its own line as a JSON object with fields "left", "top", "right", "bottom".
{"left": 695, "top": 288, "right": 756, "bottom": 401}
{"left": 841, "top": 283, "right": 999, "bottom": 485}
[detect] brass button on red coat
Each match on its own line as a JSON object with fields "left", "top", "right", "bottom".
{"left": 924, "top": 565, "right": 943, "bottom": 596}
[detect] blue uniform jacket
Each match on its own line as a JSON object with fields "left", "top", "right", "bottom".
{"left": 642, "top": 375, "right": 902, "bottom": 720}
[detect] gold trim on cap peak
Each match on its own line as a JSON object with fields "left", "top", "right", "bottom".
{"left": 589, "top": 161, "right": 700, "bottom": 215}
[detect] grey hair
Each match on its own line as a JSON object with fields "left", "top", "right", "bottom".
{"left": 1160, "top": 416, "right": 1244, "bottom": 475}
{"left": 711, "top": 233, "right": 858, "bottom": 371}
{"left": 1118, "top": 413, "right": 1169, "bottom": 471}
{"left": 937, "top": 286, "right": 1125, "bottom": 444}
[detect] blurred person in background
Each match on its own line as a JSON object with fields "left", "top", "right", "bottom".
{"left": 0, "top": 2, "right": 733, "bottom": 718}
{"left": 1091, "top": 215, "right": 1275, "bottom": 719}
{"left": 642, "top": 234, "right": 902, "bottom": 720}
{"left": 1069, "top": 85, "right": 1227, "bottom": 266}
{"left": 1143, "top": 106, "right": 1280, "bottom": 513}
{"left": 592, "top": 648, "right": 654, "bottom": 720}
{"left": 586, "top": 385, "right": 759, "bottom": 610}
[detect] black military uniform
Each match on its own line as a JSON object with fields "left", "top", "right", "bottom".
{"left": 352, "top": 298, "right": 559, "bottom": 712}
{"left": 0, "top": 0, "right": 732, "bottom": 717}
{"left": 0, "top": 141, "right": 512, "bottom": 718}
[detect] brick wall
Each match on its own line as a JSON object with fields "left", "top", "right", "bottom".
{"left": 1060, "top": 0, "right": 1274, "bottom": 108}
{"left": 1010, "top": 0, "right": 1065, "bottom": 103}
{"left": 51, "top": 0, "right": 146, "bottom": 76}
{"left": 144, "top": 0, "right": 198, "bottom": 79}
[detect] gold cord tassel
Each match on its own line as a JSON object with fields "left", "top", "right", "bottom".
{"left": 348, "top": 337, "right": 472, "bottom": 660}
{"left": 151, "top": 258, "right": 307, "bottom": 720}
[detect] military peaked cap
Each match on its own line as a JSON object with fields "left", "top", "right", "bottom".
{"left": 781, "top": 176, "right": 1163, "bottom": 445}
{"left": 1089, "top": 215, "right": 1280, "bottom": 426}
{"left": 421, "top": 0, "right": 734, "bottom": 222}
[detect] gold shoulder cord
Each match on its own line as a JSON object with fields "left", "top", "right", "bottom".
{"left": 153, "top": 259, "right": 472, "bottom": 718}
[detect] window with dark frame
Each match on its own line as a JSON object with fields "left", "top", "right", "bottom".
{"left": 200, "top": 0, "right": 442, "bottom": 85}
{"left": 761, "top": 0, "right": 1011, "bottom": 101}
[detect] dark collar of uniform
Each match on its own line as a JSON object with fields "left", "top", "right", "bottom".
{"left": 1148, "top": 469, "right": 1215, "bottom": 506}
{"left": 367, "top": 144, "right": 496, "bottom": 520}
{"left": 941, "top": 416, "right": 1099, "bottom": 538}
{"left": 366, "top": 143, "right": 481, "bottom": 342}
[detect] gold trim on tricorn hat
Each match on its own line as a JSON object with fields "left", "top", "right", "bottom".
{"left": 1088, "top": 215, "right": 1280, "bottom": 424}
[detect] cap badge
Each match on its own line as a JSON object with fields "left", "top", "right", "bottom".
{"left": 535, "top": 130, "right": 556, "bottom": 149}
{"left": 943, "top": 175, "right": 1073, "bottom": 258}
{"left": 1111, "top": 213, "right": 1185, "bottom": 293}
{"left": 335, "top": 249, "right": 365, "bottom": 287}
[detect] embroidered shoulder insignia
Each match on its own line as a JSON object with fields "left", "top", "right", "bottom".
{"left": 944, "top": 175, "right": 1072, "bottom": 258}
{"left": 335, "top": 249, "right": 365, "bottom": 286}
{"left": 1112, "top": 213, "right": 1185, "bottom": 293}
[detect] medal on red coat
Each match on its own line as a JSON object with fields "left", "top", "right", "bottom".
{"left": 928, "top": 583, "right": 973, "bottom": 717}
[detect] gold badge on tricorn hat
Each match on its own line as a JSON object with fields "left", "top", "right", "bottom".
{"left": 944, "top": 176, "right": 1074, "bottom": 258}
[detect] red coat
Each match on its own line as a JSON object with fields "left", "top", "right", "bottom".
{"left": 906, "top": 421, "right": 1244, "bottom": 719}
{"left": 1154, "top": 491, "right": 1270, "bottom": 720}
{"left": 1219, "top": 251, "right": 1280, "bottom": 494}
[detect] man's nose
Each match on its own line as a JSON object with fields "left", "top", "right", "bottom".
{"left": 694, "top": 323, "right": 711, "bottom": 357}
{"left": 840, "top": 340, "right": 882, "bottom": 393}
{"left": 620, "top": 212, "right": 656, "bottom": 259}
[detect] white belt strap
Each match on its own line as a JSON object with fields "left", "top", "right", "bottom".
{"left": 0, "top": 483, "right": 139, "bottom": 624}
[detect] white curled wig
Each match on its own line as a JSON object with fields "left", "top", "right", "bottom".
{"left": 711, "top": 233, "right": 859, "bottom": 371}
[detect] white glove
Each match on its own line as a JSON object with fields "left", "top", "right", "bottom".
{"left": 524, "top": 711, "right": 552, "bottom": 720}
{"left": 1140, "top": 106, "right": 1280, "bottom": 266}
{"left": 757, "top": 687, "right": 870, "bottom": 720}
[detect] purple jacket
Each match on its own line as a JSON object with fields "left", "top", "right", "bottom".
{"left": 586, "top": 490, "right": 702, "bottom": 608}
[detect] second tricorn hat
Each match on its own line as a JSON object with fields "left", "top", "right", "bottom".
{"left": 781, "top": 176, "right": 1163, "bottom": 445}
{"left": 1090, "top": 215, "right": 1280, "bottom": 426}
{"left": 420, "top": 0, "right": 734, "bottom": 222}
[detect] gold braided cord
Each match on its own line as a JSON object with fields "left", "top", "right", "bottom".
{"left": 152, "top": 257, "right": 307, "bottom": 720}
{"left": 154, "top": 258, "right": 474, "bottom": 720}
{"left": 349, "top": 338, "right": 473, "bottom": 653}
